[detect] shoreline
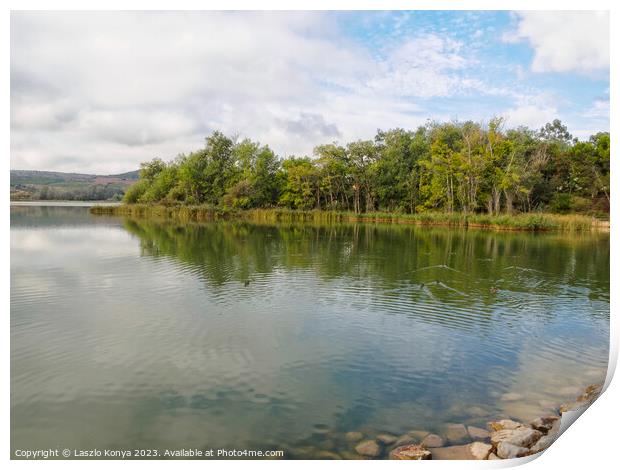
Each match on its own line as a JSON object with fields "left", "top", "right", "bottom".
{"left": 289, "top": 382, "right": 604, "bottom": 460}
{"left": 89, "top": 204, "right": 608, "bottom": 232}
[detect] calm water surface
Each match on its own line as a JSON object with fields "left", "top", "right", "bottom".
{"left": 11, "top": 205, "right": 609, "bottom": 458}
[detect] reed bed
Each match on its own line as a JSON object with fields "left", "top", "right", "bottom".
{"left": 90, "top": 204, "right": 604, "bottom": 232}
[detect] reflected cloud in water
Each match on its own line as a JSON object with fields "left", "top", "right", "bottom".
{"left": 11, "top": 207, "right": 609, "bottom": 454}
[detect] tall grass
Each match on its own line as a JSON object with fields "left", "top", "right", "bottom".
{"left": 90, "top": 204, "right": 603, "bottom": 232}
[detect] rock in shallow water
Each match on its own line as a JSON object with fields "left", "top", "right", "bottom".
{"left": 467, "top": 406, "right": 489, "bottom": 417}
{"left": 529, "top": 418, "right": 561, "bottom": 454}
{"left": 529, "top": 434, "right": 555, "bottom": 454}
{"left": 560, "top": 401, "right": 587, "bottom": 413}
{"left": 500, "top": 392, "right": 523, "bottom": 402}
{"left": 339, "top": 450, "right": 365, "bottom": 460}
{"left": 421, "top": 434, "right": 445, "bottom": 448}
{"left": 467, "top": 426, "right": 490, "bottom": 440}
{"left": 491, "top": 427, "right": 542, "bottom": 448}
{"left": 376, "top": 434, "right": 397, "bottom": 445}
{"left": 389, "top": 444, "right": 432, "bottom": 460}
{"left": 558, "top": 383, "right": 603, "bottom": 412}
{"left": 530, "top": 415, "right": 560, "bottom": 432}
{"left": 288, "top": 446, "right": 316, "bottom": 459}
{"left": 355, "top": 440, "right": 381, "bottom": 458}
{"left": 394, "top": 434, "right": 418, "bottom": 447}
{"left": 314, "top": 450, "right": 342, "bottom": 460}
{"left": 496, "top": 442, "right": 529, "bottom": 459}
{"left": 581, "top": 383, "right": 603, "bottom": 399}
{"left": 444, "top": 423, "right": 469, "bottom": 443}
{"left": 469, "top": 442, "right": 492, "bottom": 460}
{"left": 547, "top": 416, "right": 561, "bottom": 437}
{"left": 559, "top": 385, "right": 582, "bottom": 396}
{"left": 345, "top": 431, "right": 363, "bottom": 442}
{"left": 487, "top": 419, "right": 527, "bottom": 431}
{"left": 407, "top": 429, "right": 430, "bottom": 440}
{"left": 431, "top": 443, "right": 492, "bottom": 460}
{"left": 431, "top": 444, "right": 475, "bottom": 460}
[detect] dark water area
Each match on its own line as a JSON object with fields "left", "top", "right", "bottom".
{"left": 11, "top": 205, "right": 609, "bottom": 458}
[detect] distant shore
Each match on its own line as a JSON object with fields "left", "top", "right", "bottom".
{"left": 11, "top": 200, "right": 121, "bottom": 207}
{"left": 89, "top": 204, "right": 608, "bottom": 232}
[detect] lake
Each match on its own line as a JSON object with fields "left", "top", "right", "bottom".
{"left": 10, "top": 204, "right": 609, "bottom": 458}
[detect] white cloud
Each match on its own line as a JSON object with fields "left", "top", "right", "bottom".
{"left": 80, "top": 110, "right": 199, "bottom": 147}
{"left": 10, "top": 13, "right": 477, "bottom": 172}
{"left": 11, "top": 12, "right": 370, "bottom": 171}
{"left": 13, "top": 12, "right": 465, "bottom": 172}
{"left": 10, "top": 99, "right": 78, "bottom": 131}
{"left": 583, "top": 99, "right": 610, "bottom": 121}
{"left": 500, "top": 90, "right": 561, "bottom": 130}
{"left": 505, "top": 11, "right": 609, "bottom": 74}
{"left": 570, "top": 98, "right": 611, "bottom": 140}
{"left": 366, "top": 34, "right": 471, "bottom": 98}
{"left": 503, "top": 104, "right": 558, "bottom": 130}
{"left": 9, "top": 11, "right": 610, "bottom": 173}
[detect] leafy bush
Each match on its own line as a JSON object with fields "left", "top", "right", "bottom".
{"left": 550, "top": 193, "right": 572, "bottom": 214}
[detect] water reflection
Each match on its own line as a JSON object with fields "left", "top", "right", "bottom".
{"left": 11, "top": 207, "right": 609, "bottom": 457}
{"left": 123, "top": 218, "right": 610, "bottom": 320}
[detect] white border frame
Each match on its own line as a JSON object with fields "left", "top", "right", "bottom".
{"left": 3, "top": 2, "right": 616, "bottom": 468}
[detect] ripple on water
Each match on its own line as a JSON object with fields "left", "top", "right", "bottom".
{"left": 10, "top": 208, "right": 609, "bottom": 455}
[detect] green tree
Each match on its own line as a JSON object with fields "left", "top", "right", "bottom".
{"left": 278, "top": 157, "right": 319, "bottom": 210}
{"left": 346, "top": 140, "right": 378, "bottom": 213}
{"left": 121, "top": 123, "right": 609, "bottom": 216}
{"left": 314, "top": 143, "right": 351, "bottom": 210}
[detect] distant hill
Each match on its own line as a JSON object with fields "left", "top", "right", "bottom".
{"left": 10, "top": 169, "right": 139, "bottom": 201}
{"left": 109, "top": 170, "right": 140, "bottom": 180}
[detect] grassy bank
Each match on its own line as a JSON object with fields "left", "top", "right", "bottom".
{"left": 90, "top": 204, "right": 606, "bottom": 231}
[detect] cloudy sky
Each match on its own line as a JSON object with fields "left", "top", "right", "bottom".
{"left": 11, "top": 10, "right": 609, "bottom": 174}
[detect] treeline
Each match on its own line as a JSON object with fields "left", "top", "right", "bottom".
{"left": 12, "top": 184, "right": 124, "bottom": 201}
{"left": 124, "top": 119, "right": 610, "bottom": 216}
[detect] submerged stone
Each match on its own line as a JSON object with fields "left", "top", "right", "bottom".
{"left": 584, "top": 383, "right": 603, "bottom": 396}
{"left": 376, "top": 434, "right": 397, "bottom": 445}
{"left": 319, "top": 438, "right": 336, "bottom": 450}
{"left": 529, "top": 415, "right": 560, "bottom": 433}
{"left": 421, "top": 434, "right": 444, "bottom": 448}
{"left": 355, "top": 440, "right": 381, "bottom": 458}
{"left": 487, "top": 419, "right": 527, "bottom": 432}
{"left": 576, "top": 383, "right": 603, "bottom": 404}
{"left": 547, "top": 416, "right": 561, "bottom": 437}
{"left": 314, "top": 450, "right": 342, "bottom": 460}
{"left": 345, "top": 431, "right": 363, "bottom": 442}
{"left": 431, "top": 444, "right": 475, "bottom": 460}
{"left": 559, "top": 401, "right": 586, "bottom": 413}
{"left": 407, "top": 429, "right": 430, "bottom": 440}
{"left": 339, "top": 450, "right": 365, "bottom": 460}
{"left": 491, "top": 427, "right": 542, "bottom": 448}
{"left": 529, "top": 418, "right": 561, "bottom": 454}
{"left": 287, "top": 446, "right": 316, "bottom": 459}
{"left": 500, "top": 392, "right": 523, "bottom": 402}
{"left": 444, "top": 423, "right": 469, "bottom": 443}
{"left": 559, "top": 385, "right": 581, "bottom": 396}
{"left": 496, "top": 442, "right": 529, "bottom": 459}
{"left": 467, "top": 406, "right": 489, "bottom": 417}
{"left": 394, "top": 434, "right": 418, "bottom": 447}
{"left": 389, "top": 444, "right": 432, "bottom": 460}
{"left": 467, "top": 426, "right": 490, "bottom": 440}
{"left": 469, "top": 442, "right": 492, "bottom": 460}
{"left": 529, "top": 434, "right": 555, "bottom": 454}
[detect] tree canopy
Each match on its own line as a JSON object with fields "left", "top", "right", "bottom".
{"left": 124, "top": 119, "right": 610, "bottom": 216}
